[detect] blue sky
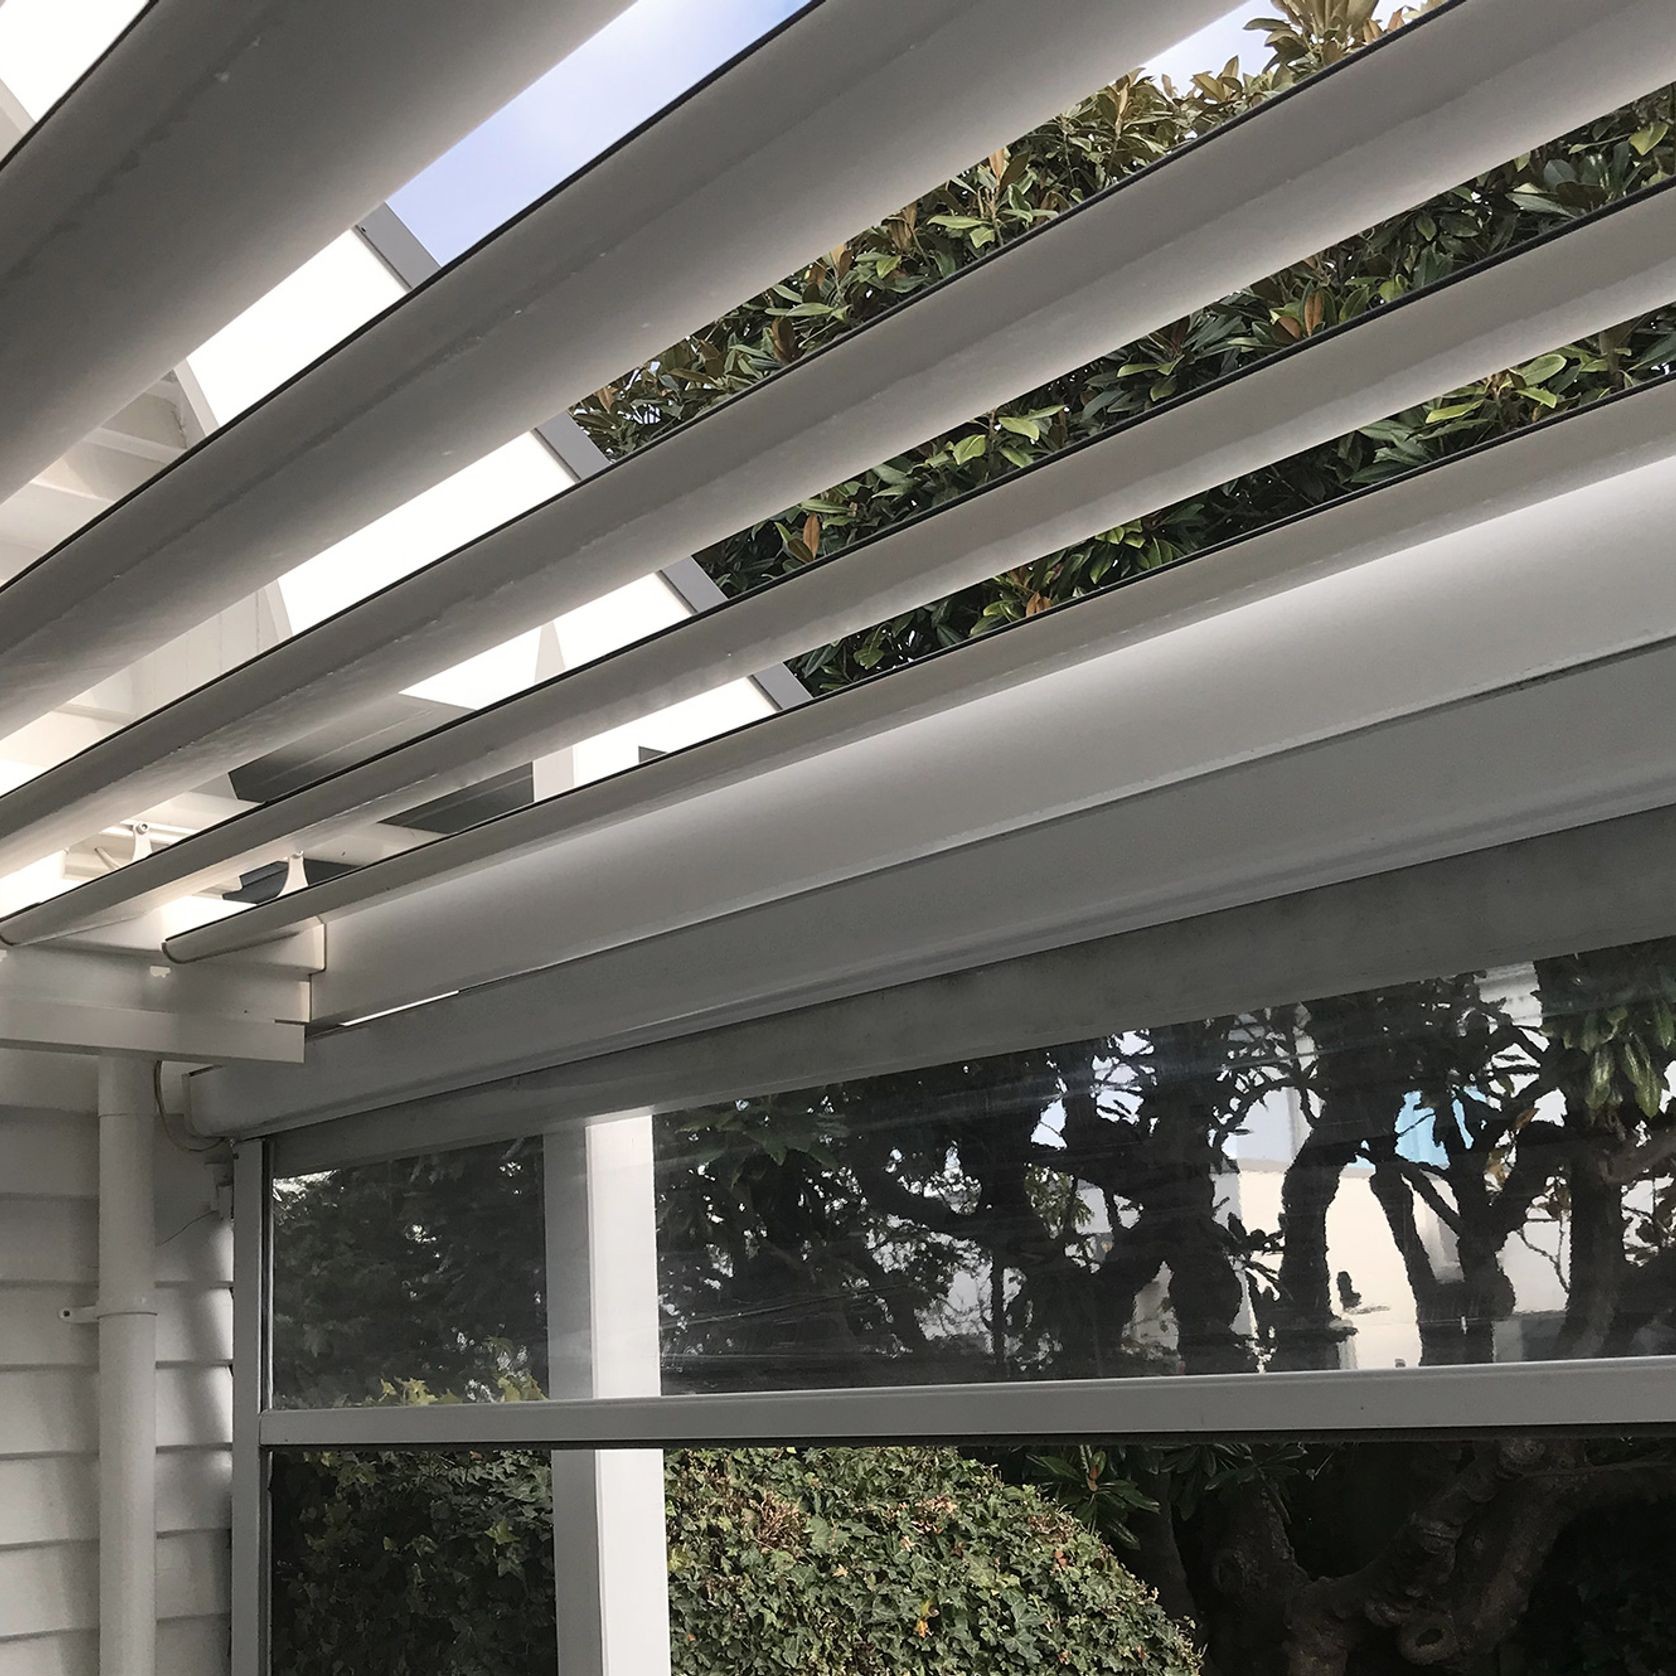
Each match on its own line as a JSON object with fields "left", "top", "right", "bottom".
{"left": 391, "top": 2, "right": 1411, "bottom": 268}
{"left": 391, "top": 0, "right": 808, "bottom": 263}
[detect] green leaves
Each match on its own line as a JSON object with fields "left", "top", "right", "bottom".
{"left": 1518, "top": 351, "right": 1568, "bottom": 386}
{"left": 566, "top": 4, "right": 1676, "bottom": 702}
{"left": 664, "top": 1447, "right": 1202, "bottom": 1674}
{"left": 1631, "top": 120, "right": 1671, "bottom": 157}
{"left": 1424, "top": 398, "right": 1484, "bottom": 424}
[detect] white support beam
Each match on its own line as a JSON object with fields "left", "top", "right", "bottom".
{"left": 0, "top": 0, "right": 637, "bottom": 506}
{"left": 95, "top": 1056, "right": 159, "bottom": 1676}
{"left": 17, "top": 182, "right": 1676, "bottom": 948}
{"left": 0, "top": 994, "right": 300, "bottom": 1063}
{"left": 545, "top": 1117, "right": 670, "bottom": 1676}
{"left": 0, "top": 0, "right": 1222, "bottom": 740}
{"left": 260, "top": 799, "right": 1676, "bottom": 1179}
{"left": 229, "top": 1144, "right": 268, "bottom": 1676}
{"left": 190, "top": 633, "right": 1676, "bottom": 1134}
{"left": 0, "top": 943, "right": 305, "bottom": 1062}
{"left": 162, "top": 374, "right": 1676, "bottom": 965}
{"left": 7, "top": 0, "right": 1672, "bottom": 870}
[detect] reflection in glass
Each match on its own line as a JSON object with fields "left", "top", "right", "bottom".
{"left": 269, "top": 1448, "right": 556, "bottom": 1673}
{"left": 271, "top": 1138, "right": 547, "bottom": 1407}
{"left": 656, "top": 937, "right": 1676, "bottom": 1390}
{"left": 268, "top": 936, "right": 1676, "bottom": 1404}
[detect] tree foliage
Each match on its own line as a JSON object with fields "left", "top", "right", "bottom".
{"left": 270, "top": 1445, "right": 1199, "bottom": 1676}
{"left": 571, "top": 5, "right": 1676, "bottom": 692}
{"left": 270, "top": 1140, "right": 547, "bottom": 1407}
{"left": 658, "top": 938, "right": 1676, "bottom": 1672}
{"left": 666, "top": 1446, "right": 1200, "bottom": 1675}
{"left": 270, "top": 1447, "right": 557, "bottom": 1676}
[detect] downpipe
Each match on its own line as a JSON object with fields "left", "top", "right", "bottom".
{"left": 63, "top": 1058, "right": 160, "bottom": 1676}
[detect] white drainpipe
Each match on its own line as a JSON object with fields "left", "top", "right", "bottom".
{"left": 95, "top": 1056, "right": 159, "bottom": 1676}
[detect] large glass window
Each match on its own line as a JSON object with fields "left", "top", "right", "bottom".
{"left": 656, "top": 939, "right": 1676, "bottom": 1391}
{"left": 272, "top": 934, "right": 1676, "bottom": 1405}
{"left": 268, "top": 1436, "right": 1676, "bottom": 1674}
{"left": 269, "top": 1448, "right": 557, "bottom": 1673}
{"left": 271, "top": 1138, "right": 547, "bottom": 1407}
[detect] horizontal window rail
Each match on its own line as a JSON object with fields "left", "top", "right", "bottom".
{"left": 260, "top": 1359, "right": 1676, "bottom": 1448}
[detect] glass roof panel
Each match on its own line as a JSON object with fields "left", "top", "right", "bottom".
{"left": 388, "top": 0, "right": 810, "bottom": 264}
{"left": 185, "top": 233, "right": 405, "bottom": 425}
{"left": 0, "top": 0, "right": 144, "bottom": 119}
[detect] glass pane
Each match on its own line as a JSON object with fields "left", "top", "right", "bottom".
{"left": 271, "top": 1137, "right": 546, "bottom": 1407}
{"left": 272, "top": 935, "right": 1676, "bottom": 1405}
{"left": 268, "top": 1435, "right": 1676, "bottom": 1674}
{"left": 654, "top": 937, "right": 1676, "bottom": 1390}
{"left": 269, "top": 1448, "right": 556, "bottom": 1673}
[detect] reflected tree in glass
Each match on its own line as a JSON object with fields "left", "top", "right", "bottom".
{"left": 271, "top": 1137, "right": 548, "bottom": 1406}
{"left": 655, "top": 938, "right": 1676, "bottom": 1392}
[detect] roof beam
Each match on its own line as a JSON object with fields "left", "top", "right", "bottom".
{"left": 189, "top": 449, "right": 1676, "bottom": 1027}
{"left": 0, "top": 0, "right": 1218, "bottom": 738}
{"left": 4, "top": 0, "right": 1670, "bottom": 873}
{"left": 158, "top": 373, "right": 1676, "bottom": 965}
{"left": 191, "top": 635, "right": 1676, "bottom": 1128}
{"left": 9, "top": 177, "right": 1675, "bottom": 945}
{"left": 0, "top": 0, "right": 638, "bottom": 506}
{"left": 258, "top": 800, "right": 1676, "bottom": 1171}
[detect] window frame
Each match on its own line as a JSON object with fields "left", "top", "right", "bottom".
{"left": 231, "top": 806, "right": 1676, "bottom": 1670}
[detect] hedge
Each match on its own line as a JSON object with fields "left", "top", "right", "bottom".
{"left": 270, "top": 1445, "right": 1199, "bottom": 1675}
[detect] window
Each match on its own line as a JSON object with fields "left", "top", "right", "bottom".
{"left": 272, "top": 936, "right": 1676, "bottom": 1409}
{"left": 266, "top": 1437, "right": 1676, "bottom": 1672}
{"left": 270, "top": 1139, "right": 546, "bottom": 1408}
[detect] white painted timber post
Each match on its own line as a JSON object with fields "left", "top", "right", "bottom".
{"left": 545, "top": 1112, "right": 671, "bottom": 1676}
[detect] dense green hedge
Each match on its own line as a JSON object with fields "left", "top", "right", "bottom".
{"left": 270, "top": 1446, "right": 1198, "bottom": 1675}
{"left": 270, "top": 1448, "right": 557, "bottom": 1676}
{"left": 667, "top": 1447, "right": 1199, "bottom": 1675}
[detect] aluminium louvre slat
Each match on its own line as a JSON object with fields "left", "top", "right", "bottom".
{"left": 161, "top": 370, "right": 1676, "bottom": 967}
{"left": 8, "top": 173, "right": 1675, "bottom": 948}
{"left": 203, "top": 633, "right": 1676, "bottom": 1104}
{"left": 0, "top": 0, "right": 640, "bottom": 507}
{"left": 0, "top": 0, "right": 1220, "bottom": 741}
{"left": 4, "top": 0, "right": 1672, "bottom": 879}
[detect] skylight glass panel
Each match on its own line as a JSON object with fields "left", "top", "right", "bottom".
{"left": 0, "top": 0, "right": 143, "bottom": 118}
{"left": 185, "top": 234, "right": 405, "bottom": 426}
{"left": 275, "top": 438, "right": 571, "bottom": 639}
{"left": 388, "top": 0, "right": 811, "bottom": 264}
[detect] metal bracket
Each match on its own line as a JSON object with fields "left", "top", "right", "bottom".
{"left": 60, "top": 1298, "right": 158, "bottom": 1325}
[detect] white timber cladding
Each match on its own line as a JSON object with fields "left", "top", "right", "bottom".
{"left": 0, "top": 1050, "right": 231, "bottom": 1672}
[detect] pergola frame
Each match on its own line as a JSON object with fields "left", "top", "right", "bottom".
{"left": 4, "top": 0, "right": 1676, "bottom": 1671}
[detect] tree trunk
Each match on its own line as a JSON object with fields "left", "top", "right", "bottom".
{"left": 1553, "top": 1150, "right": 1625, "bottom": 1359}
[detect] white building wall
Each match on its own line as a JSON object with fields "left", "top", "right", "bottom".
{"left": 0, "top": 1051, "right": 232, "bottom": 1674}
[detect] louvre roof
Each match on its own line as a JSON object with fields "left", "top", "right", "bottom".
{"left": 0, "top": 0, "right": 1673, "bottom": 1104}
